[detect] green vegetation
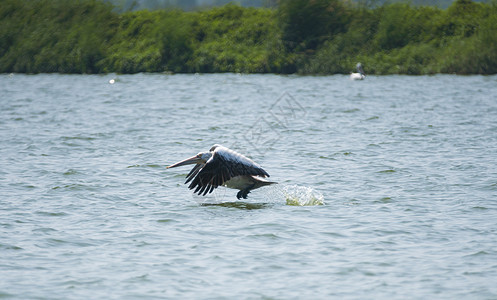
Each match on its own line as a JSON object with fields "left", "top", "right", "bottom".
{"left": 1, "top": 0, "right": 497, "bottom": 74}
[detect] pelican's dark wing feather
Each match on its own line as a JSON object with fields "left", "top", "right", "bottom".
{"left": 187, "top": 146, "right": 270, "bottom": 196}
{"left": 185, "top": 164, "right": 202, "bottom": 184}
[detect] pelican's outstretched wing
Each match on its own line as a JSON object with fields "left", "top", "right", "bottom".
{"left": 187, "top": 146, "right": 269, "bottom": 196}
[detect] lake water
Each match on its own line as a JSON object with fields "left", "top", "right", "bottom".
{"left": 1, "top": 73, "right": 497, "bottom": 299}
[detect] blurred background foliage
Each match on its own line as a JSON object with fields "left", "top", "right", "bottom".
{"left": 1, "top": 0, "right": 496, "bottom": 74}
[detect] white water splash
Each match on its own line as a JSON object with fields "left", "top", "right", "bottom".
{"left": 264, "top": 184, "right": 325, "bottom": 206}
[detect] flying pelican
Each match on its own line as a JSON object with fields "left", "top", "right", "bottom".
{"left": 167, "top": 145, "right": 276, "bottom": 199}
{"left": 350, "top": 63, "right": 366, "bottom": 80}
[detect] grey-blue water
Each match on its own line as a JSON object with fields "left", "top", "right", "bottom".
{"left": 1, "top": 73, "right": 497, "bottom": 299}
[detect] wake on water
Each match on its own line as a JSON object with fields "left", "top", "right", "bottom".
{"left": 193, "top": 184, "right": 324, "bottom": 207}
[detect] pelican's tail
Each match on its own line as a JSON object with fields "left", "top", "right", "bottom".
{"left": 252, "top": 176, "right": 277, "bottom": 189}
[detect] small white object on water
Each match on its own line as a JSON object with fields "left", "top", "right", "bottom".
{"left": 109, "top": 79, "right": 115, "bottom": 84}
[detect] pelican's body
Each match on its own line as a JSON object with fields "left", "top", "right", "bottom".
{"left": 167, "top": 145, "right": 276, "bottom": 199}
{"left": 350, "top": 63, "right": 366, "bottom": 80}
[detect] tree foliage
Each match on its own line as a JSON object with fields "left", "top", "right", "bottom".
{"left": 278, "top": 0, "right": 351, "bottom": 51}
{"left": 1, "top": 0, "right": 497, "bottom": 74}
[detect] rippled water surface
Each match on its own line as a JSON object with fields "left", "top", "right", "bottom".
{"left": 1, "top": 73, "right": 497, "bottom": 299}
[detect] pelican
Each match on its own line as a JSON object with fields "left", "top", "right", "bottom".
{"left": 350, "top": 63, "right": 366, "bottom": 80}
{"left": 167, "top": 145, "right": 276, "bottom": 199}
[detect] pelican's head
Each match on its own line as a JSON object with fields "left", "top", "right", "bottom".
{"left": 356, "top": 63, "right": 365, "bottom": 76}
{"left": 167, "top": 151, "right": 212, "bottom": 169}
{"left": 209, "top": 144, "right": 222, "bottom": 152}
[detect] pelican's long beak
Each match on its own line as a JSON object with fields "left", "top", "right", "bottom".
{"left": 166, "top": 155, "right": 202, "bottom": 169}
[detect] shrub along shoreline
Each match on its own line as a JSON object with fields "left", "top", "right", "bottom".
{"left": 1, "top": 0, "right": 496, "bottom": 75}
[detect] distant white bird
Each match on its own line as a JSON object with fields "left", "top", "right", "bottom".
{"left": 350, "top": 63, "right": 366, "bottom": 80}
{"left": 167, "top": 145, "right": 276, "bottom": 199}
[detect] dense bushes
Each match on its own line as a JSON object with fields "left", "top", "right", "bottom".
{"left": 0, "top": 0, "right": 116, "bottom": 73}
{"left": 187, "top": 5, "right": 283, "bottom": 73}
{"left": 278, "top": 0, "right": 350, "bottom": 51}
{"left": 301, "top": 0, "right": 497, "bottom": 74}
{"left": 1, "top": 0, "right": 496, "bottom": 74}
